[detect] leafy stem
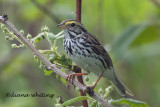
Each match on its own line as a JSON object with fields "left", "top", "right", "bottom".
{"left": 44, "top": 31, "right": 54, "bottom": 49}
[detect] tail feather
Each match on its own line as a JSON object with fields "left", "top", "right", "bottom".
{"left": 111, "top": 73, "right": 134, "bottom": 99}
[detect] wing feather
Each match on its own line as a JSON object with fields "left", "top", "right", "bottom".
{"left": 83, "top": 33, "right": 113, "bottom": 69}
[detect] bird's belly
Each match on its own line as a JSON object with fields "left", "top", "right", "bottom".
{"left": 68, "top": 53, "right": 104, "bottom": 76}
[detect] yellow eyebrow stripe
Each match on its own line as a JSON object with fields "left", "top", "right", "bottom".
{"left": 65, "top": 21, "right": 78, "bottom": 25}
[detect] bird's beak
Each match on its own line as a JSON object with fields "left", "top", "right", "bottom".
{"left": 56, "top": 23, "right": 66, "bottom": 29}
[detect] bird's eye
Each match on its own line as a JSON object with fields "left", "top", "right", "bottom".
{"left": 71, "top": 23, "right": 75, "bottom": 27}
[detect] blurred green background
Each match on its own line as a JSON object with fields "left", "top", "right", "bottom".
{"left": 0, "top": 0, "right": 160, "bottom": 106}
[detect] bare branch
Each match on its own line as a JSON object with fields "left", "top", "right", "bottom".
{"left": 0, "top": 13, "right": 110, "bottom": 107}
{"left": 75, "top": 0, "right": 88, "bottom": 107}
{"left": 73, "top": 66, "right": 88, "bottom": 107}
{"left": 76, "top": 0, "right": 82, "bottom": 22}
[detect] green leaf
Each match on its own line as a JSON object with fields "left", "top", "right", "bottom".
{"left": 48, "top": 54, "right": 56, "bottom": 63}
{"left": 31, "top": 33, "right": 45, "bottom": 43}
{"left": 56, "top": 74, "right": 59, "bottom": 79}
{"left": 60, "top": 77, "right": 66, "bottom": 85}
{"left": 55, "top": 53, "right": 72, "bottom": 66}
{"left": 112, "top": 23, "right": 148, "bottom": 59}
{"left": 89, "top": 101, "right": 104, "bottom": 107}
{"left": 130, "top": 23, "right": 160, "bottom": 47}
{"left": 112, "top": 22, "right": 160, "bottom": 59}
{"left": 62, "top": 96, "right": 91, "bottom": 106}
{"left": 89, "top": 101, "right": 98, "bottom": 107}
{"left": 48, "top": 33, "right": 56, "bottom": 41}
{"left": 44, "top": 69, "right": 53, "bottom": 76}
{"left": 109, "top": 98, "right": 149, "bottom": 107}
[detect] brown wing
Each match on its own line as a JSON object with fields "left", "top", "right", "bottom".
{"left": 83, "top": 33, "right": 113, "bottom": 69}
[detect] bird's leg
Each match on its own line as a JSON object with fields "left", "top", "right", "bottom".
{"left": 84, "top": 74, "right": 102, "bottom": 95}
{"left": 91, "top": 74, "right": 103, "bottom": 89}
{"left": 66, "top": 73, "right": 88, "bottom": 88}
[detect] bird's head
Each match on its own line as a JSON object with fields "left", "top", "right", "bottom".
{"left": 57, "top": 19, "right": 87, "bottom": 38}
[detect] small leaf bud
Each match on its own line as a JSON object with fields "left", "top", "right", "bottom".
{"left": 98, "top": 88, "right": 104, "bottom": 94}
{"left": 41, "top": 25, "right": 49, "bottom": 32}
{"left": 20, "top": 30, "right": 24, "bottom": 34}
{"left": 27, "top": 34, "right": 32, "bottom": 39}
{"left": 11, "top": 44, "right": 17, "bottom": 48}
{"left": 5, "top": 36, "right": 10, "bottom": 40}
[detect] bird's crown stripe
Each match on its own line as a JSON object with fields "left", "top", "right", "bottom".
{"left": 65, "top": 21, "right": 78, "bottom": 25}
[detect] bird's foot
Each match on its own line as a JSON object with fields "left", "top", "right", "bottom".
{"left": 84, "top": 74, "right": 103, "bottom": 95}
{"left": 66, "top": 73, "right": 88, "bottom": 88}
{"left": 84, "top": 85, "right": 95, "bottom": 96}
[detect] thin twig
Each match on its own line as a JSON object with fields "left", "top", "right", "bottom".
{"left": 75, "top": 0, "right": 88, "bottom": 107}
{"left": 76, "top": 0, "right": 82, "bottom": 22}
{"left": 0, "top": 13, "right": 110, "bottom": 107}
{"left": 73, "top": 66, "right": 88, "bottom": 107}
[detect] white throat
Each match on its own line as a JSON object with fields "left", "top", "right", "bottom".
{"left": 62, "top": 29, "right": 70, "bottom": 38}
